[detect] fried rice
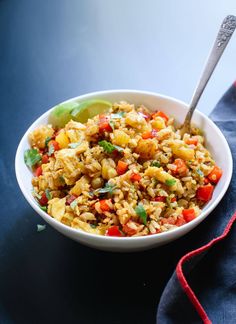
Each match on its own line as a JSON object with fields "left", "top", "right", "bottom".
{"left": 26, "top": 102, "right": 223, "bottom": 237}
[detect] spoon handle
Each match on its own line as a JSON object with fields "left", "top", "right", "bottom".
{"left": 185, "top": 15, "right": 236, "bottom": 125}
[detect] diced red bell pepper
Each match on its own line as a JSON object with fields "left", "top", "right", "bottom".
{"left": 171, "top": 197, "right": 177, "bottom": 202}
{"left": 185, "top": 137, "right": 198, "bottom": 146}
{"left": 182, "top": 209, "right": 196, "bottom": 222}
{"left": 130, "top": 172, "right": 141, "bottom": 182}
{"left": 153, "top": 196, "right": 166, "bottom": 202}
{"left": 117, "top": 160, "right": 128, "bottom": 175}
{"left": 34, "top": 166, "right": 42, "bottom": 177}
{"left": 99, "top": 199, "right": 111, "bottom": 212}
{"left": 98, "top": 115, "right": 112, "bottom": 133}
{"left": 122, "top": 223, "right": 137, "bottom": 236}
{"left": 207, "top": 165, "right": 223, "bottom": 184}
{"left": 204, "top": 178, "right": 209, "bottom": 184}
{"left": 42, "top": 154, "right": 49, "bottom": 164}
{"left": 66, "top": 195, "right": 77, "bottom": 206}
{"left": 172, "top": 158, "right": 188, "bottom": 176}
{"left": 196, "top": 184, "right": 214, "bottom": 202}
{"left": 142, "top": 129, "right": 157, "bottom": 139}
{"left": 152, "top": 111, "right": 169, "bottom": 122}
{"left": 106, "top": 226, "right": 122, "bottom": 237}
{"left": 48, "top": 140, "right": 60, "bottom": 151}
{"left": 39, "top": 192, "right": 48, "bottom": 206}
{"left": 175, "top": 216, "right": 187, "bottom": 227}
{"left": 161, "top": 216, "right": 175, "bottom": 225}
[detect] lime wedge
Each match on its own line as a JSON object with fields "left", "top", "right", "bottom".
{"left": 48, "top": 101, "right": 79, "bottom": 128}
{"left": 70, "top": 99, "right": 112, "bottom": 123}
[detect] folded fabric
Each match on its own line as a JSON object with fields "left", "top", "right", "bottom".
{"left": 156, "top": 82, "right": 236, "bottom": 324}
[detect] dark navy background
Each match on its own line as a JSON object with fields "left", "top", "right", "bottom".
{"left": 1, "top": 1, "right": 236, "bottom": 323}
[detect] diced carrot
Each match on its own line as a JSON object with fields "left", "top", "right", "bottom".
{"left": 48, "top": 140, "right": 60, "bottom": 151}
{"left": 182, "top": 209, "right": 196, "bottom": 222}
{"left": 39, "top": 192, "right": 48, "bottom": 206}
{"left": 185, "top": 137, "right": 198, "bottom": 146}
{"left": 130, "top": 172, "right": 141, "bottom": 182}
{"left": 175, "top": 216, "right": 186, "bottom": 227}
{"left": 153, "top": 196, "right": 166, "bottom": 202}
{"left": 99, "top": 115, "right": 112, "bottom": 133}
{"left": 172, "top": 158, "right": 188, "bottom": 176}
{"left": 152, "top": 111, "right": 169, "bottom": 122}
{"left": 34, "top": 166, "right": 42, "bottom": 177}
{"left": 207, "top": 165, "right": 223, "bottom": 184}
{"left": 99, "top": 199, "right": 111, "bottom": 212}
{"left": 42, "top": 154, "right": 49, "bottom": 164}
{"left": 116, "top": 160, "right": 128, "bottom": 175}
{"left": 196, "top": 184, "right": 214, "bottom": 202}
{"left": 142, "top": 129, "right": 157, "bottom": 139}
{"left": 122, "top": 223, "right": 137, "bottom": 236}
{"left": 106, "top": 226, "right": 122, "bottom": 237}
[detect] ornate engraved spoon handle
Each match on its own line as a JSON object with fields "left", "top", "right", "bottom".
{"left": 180, "top": 15, "right": 236, "bottom": 135}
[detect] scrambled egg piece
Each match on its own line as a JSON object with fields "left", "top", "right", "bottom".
{"left": 48, "top": 197, "right": 66, "bottom": 221}
{"left": 29, "top": 125, "right": 54, "bottom": 149}
{"left": 70, "top": 175, "right": 90, "bottom": 196}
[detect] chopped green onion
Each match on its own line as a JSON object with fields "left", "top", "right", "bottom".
{"left": 45, "top": 189, "right": 52, "bottom": 200}
{"left": 135, "top": 203, "right": 147, "bottom": 225}
{"left": 151, "top": 161, "right": 161, "bottom": 167}
{"left": 24, "top": 149, "right": 41, "bottom": 167}
{"left": 48, "top": 143, "right": 55, "bottom": 156}
{"left": 32, "top": 188, "right": 42, "bottom": 200}
{"left": 40, "top": 206, "right": 47, "bottom": 212}
{"left": 93, "top": 183, "right": 116, "bottom": 196}
{"left": 45, "top": 137, "right": 52, "bottom": 147}
{"left": 165, "top": 179, "right": 176, "bottom": 186}
{"left": 98, "top": 140, "right": 123, "bottom": 153}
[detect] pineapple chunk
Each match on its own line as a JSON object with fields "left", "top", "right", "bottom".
{"left": 151, "top": 117, "right": 166, "bottom": 130}
{"left": 170, "top": 142, "right": 195, "bottom": 160}
{"left": 56, "top": 130, "right": 70, "bottom": 149}
{"left": 125, "top": 111, "right": 146, "bottom": 129}
{"left": 70, "top": 175, "right": 90, "bottom": 196}
{"left": 101, "top": 159, "right": 117, "bottom": 180}
{"left": 145, "top": 166, "right": 183, "bottom": 192}
{"left": 112, "top": 130, "right": 130, "bottom": 146}
{"left": 71, "top": 218, "right": 108, "bottom": 235}
{"left": 135, "top": 139, "right": 157, "bottom": 159}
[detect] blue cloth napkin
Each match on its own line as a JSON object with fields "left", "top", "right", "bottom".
{"left": 156, "top": 83, "right": 236, "bottom": 324}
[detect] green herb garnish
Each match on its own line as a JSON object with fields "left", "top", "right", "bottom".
{"left": 151, "top": 161, "right": 161, "bottom": 167}
{"left": 68, "top": 142, "right": 81, "bottom": 149}
{"left": 135, "top": 203, "right": 147, "bottom": 225}
{"left": 93, "top": 183, "right": 116, "bottom": 196}
{"left": 110, "top": 112, "right": 125, "bottom": 119}
{"left": 24, "top": 149, "right": 41, "bottom": 167}
{"left": 48, "top": 143, "right": 55, "bottom": 156}
{"left": 45, "top": 189, "right": 52, "bottom": 200}
{"left": 165, "top": 179, "right": 176, "bottom": 186}
{"left": 196, "top": 169, "right": 204, "bottom": 177}
{"left": 109, "top": 120, "right": 115, "bottom": 130}
{"left": 90, "top": 224, "right": 97, "bottom": 229}
{"left": 70, "top": 199, "right": 78, "bottom": 210}
{"left": 37, "top": 224, "right": 46, "bottom": 232}
{"left": 98, "top": 140, "right": 123, "bottom": 153}
{"left": 45, "top": 137, "right": 52, "bottom": 147}
{"left": 32, "top": 188, "right": 42, "bottom": 200}
{"left": 40, "top": 206, "right": 47, "bottom": 212}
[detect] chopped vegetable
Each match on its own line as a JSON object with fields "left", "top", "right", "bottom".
{"left": 98, "top": 115, "right": 113, "bottom": 133}
{"left": 34, "top": 166, "right": 42, "bottom": 177}
{"left": 55, "top": 131, "right": 70, "bottom": 149}
{"left": 172, "top": 159, "right": 188, "bottom": 176}
{"left": 37, "top": 224, "right": 46, "bottom": 232}
{"left": 66, "top": 195, "right": 77, "bottom": 205}
{"left": 130, "top": 172, "right": 141, "bottom": 182}
{"left": 39, "top": 193, "right": 48, "bottom": 206}
{"left": 70, "top": 199, "right": 78, "bottom": 210}
{"left": 45, "top": 136, "right": 52, "bottom": 148}
{"left": 42, "top": 154, "right": 49, "bottom": 164}
{"left": 135, "top": 203, "right": 147, "bottom": 225}
{"left": 24, "top": 149, "right": 41, "bottom": 167}
{"left": 196, "top": 184, "right": 214, "bottom": 202}
{"left": 208, "top": 165, "right": 223, "bottom": 184}
{"left": 175, "top": 216, "right": 186, "bottom": 226}
{"left": 142, "top": 130, "right": 157, "bottom": 139}
{"left": 182, "top": 209, "right": 196, "bottom": 222}
{"left": 45, "top": 189, "right": 52, "bottom": 200}
{"left": 151, "top": 161, "right": 161, "bottom": 167}
{"left": 99, "top": 199, "right": 111, "bottom": 212}
{"left": 98, "top": 140, "right": 116, "bottom": 153}
{"left": 93, "top": 183, "right": 116, "bottom": 196}
{"left": 48, "top": 140, "right": 60, "bottom": 156}
{"left": 185, "top": 137, "right": 198, "bottom": 146}
{"left": 117, "top": 160, "right": 128, "bottom": 175}
{"left": 165, "top": 179, "right": 176, "bottom": 186}
{"left": 32, "top": 188, "right": 41, "bottom": 200}
{"left": 106, "top": 226, "right": 122, "bottom": 237}
{"left": 152, "top": 111, "right": 169, "bottom": 122}
{"left": 122, "top": 223, "right": 137, "bottom": 236}
{"left": 39, "top": 206, "right": 47, "bottom": 212}
{"left": 196, "top": 169, "right": 204, "bottom": 177}
{"left": 153, "top": 196, "right": 166, "bottom": 202}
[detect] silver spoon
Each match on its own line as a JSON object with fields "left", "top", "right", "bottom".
{"left": 180, "top": 15, "right": 236, "bottom": 136}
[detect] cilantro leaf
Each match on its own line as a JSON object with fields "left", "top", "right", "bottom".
{"left": 135, "top": 203, "right": 147, "bottom": 225}
{"left": 93, "top": 183, "right": 116, "bottom": 196}
{"left": 39, "top": 206, "right": 47, "bottom": 212}
{"left": 165, "top": 179, "right": 176, "bottom": 186}
{"left": 37, "top": 224, "right": 46, "bottom": 232}
{"left": 98, "top": 140, "right": 116, "bottom": 153}
{"left": 110, "top": 112, "right": 125, "bottom": 119}
{"left": 48, "top": 143, "right": 55, "bottom": 156}
{"left": 45, "top": 137, "right": 52, "bottom": 148}
{"left": 151, "top": 161, "right": 161, "bottom": 167}
{"left": 32, "top": 188, "right": 42, "bottom": 200}
{"left": 45, "top": 189, "right": 52, "bottom": 200}
{"left": 24, "top": 149, "right": 41, "bottom": 167}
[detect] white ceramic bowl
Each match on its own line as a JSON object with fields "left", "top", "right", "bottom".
{"left": 15, "top": 90, "right": 233, "bottom": 252}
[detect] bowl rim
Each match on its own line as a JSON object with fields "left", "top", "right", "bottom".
{"left": 15, "top": 89, "right": 233, "bottom": 242}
